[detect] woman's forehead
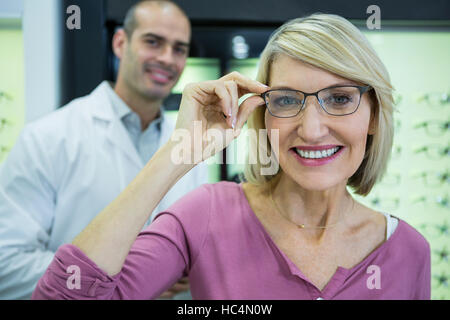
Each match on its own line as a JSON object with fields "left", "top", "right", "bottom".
{"left": 269, "top": 55, "right": 362, "bottom": 89}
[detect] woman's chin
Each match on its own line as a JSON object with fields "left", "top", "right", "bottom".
{"left": 283, "top": 172, "right": 346, "bottom": 192}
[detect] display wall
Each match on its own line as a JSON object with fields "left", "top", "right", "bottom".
{"left": 0, "top": 19, "right": 24, "bottom": 166}
{"left": 359, "top": 30, "right": 450, "bottom": 299}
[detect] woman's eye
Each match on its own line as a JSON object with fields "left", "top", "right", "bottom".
{"left": 329, "top": 94, "right": 351, "bottom": 104}
{"left": 276, "top": 96, "right": 299, "bottom": 106}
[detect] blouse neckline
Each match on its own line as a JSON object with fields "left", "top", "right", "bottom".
{"left": 236, "top": 182, "right": 404, "bottom": 295}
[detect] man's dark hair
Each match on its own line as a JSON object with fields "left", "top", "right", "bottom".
{"left": 123, "top": 0, "right": 187, "bottom": 38}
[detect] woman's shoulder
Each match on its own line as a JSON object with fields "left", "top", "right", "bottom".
{"left": 157, "top": 181, "right": 244, "bottom": 217}
{"left": 390, "top": 217, "right": 431, "bottom": 257}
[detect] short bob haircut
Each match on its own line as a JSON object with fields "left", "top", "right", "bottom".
{"left": 244, "top": 13, "right": 395, "bottom": 196}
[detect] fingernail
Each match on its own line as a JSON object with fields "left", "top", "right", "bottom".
{"left": 232, "top": 117, "right": 236, "bottom": 129}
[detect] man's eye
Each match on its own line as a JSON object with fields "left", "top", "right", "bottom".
{"left": 146, "top": 39, "right": 160, "bottom": 46}
{"left": 174, "top": 47, "right": 187, "bottom": 55}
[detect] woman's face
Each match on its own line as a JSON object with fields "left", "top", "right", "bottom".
{"left": 265, "top": 54, "right": 375, "bottom": 191}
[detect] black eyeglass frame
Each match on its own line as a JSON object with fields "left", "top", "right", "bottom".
{"left": 261, "top": 85, "right": 373, "bottom": 118}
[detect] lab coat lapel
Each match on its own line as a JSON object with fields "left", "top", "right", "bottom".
{"left": 89, "top": 82, "right": 143, "bottom": 169}
{"left": 106, "top": 116, "right": 143, "bottom": 169}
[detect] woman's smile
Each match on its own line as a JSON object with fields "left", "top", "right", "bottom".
{"left": 290, "top": 145, "right": 345, "bottom": 166}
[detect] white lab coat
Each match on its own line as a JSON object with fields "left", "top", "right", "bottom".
{"left": 0, "top": 82, "right": 208, "bottom": 299}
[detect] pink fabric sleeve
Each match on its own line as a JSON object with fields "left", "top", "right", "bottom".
{"left": 414, "top": 238, "right": 431, "bottom": 300}
{"left": 32, "top": 185, "right": 212, "bottom": 300}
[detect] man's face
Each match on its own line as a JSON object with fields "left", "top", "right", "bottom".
{"left": 118, "top": 4, "right": 191, "bottom": 101}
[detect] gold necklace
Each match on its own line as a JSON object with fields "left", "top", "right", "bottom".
{"left": 269, "top": 183, "right": 354, "bottom": 229}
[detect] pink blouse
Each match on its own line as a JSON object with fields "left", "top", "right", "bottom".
{"left": 32, "top": 181, "right": 431, "bottom": 299}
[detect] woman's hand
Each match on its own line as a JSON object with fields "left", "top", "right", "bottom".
{"left": 170, "top": 72, "right": 268, "bottom": 164}
{"left": 70, "top": 72, "right": 268, "bottom": 277}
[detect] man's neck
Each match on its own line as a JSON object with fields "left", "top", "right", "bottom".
{"left": 114, "top": 82, "right": 162, "bottom": 131}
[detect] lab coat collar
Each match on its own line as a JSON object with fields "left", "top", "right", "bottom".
{"left": 88, "top": 81, "right": 143, "bottom": 168}
{"left": 89, "top": 81, "right": 116, "bottom": 122}
{"left": 87, "top": 81, "right": 174, "bottom": 169}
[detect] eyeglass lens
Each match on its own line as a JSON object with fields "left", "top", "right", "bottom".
{"left": 265, "top": 86, "right": 362, "bottom": 117}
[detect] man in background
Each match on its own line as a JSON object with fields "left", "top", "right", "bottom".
{"left": 0, "top": 0, "right": 207, "bottom": 299}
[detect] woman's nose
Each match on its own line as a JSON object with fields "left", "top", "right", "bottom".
{"left": 296, "top": 96, "right": 329, "bottom": 142}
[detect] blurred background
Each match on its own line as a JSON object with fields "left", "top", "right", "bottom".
{"left": 0, "top": 0, "right": 449, "bottom": 299}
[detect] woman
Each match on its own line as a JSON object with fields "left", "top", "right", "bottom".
{"left": 32, "top": 13, "right": 430, "bottom": 300}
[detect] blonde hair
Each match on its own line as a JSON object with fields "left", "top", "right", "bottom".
{"left": 244, "top": 13, "right": 395, "bottom": 196}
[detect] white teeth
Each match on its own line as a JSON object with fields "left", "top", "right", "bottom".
{"left": 295, "top": 147, "right": 340, "bottom": 159}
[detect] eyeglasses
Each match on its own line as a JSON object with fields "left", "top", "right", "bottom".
{"left": 0, "top": 91, "right": 12, "bottom": 103}
{"left": 414, "top": 144, "right": 450, "bottom": 160}
{"left": 369, "top": 196, "right": 400, "bottom": 211}
{"left": 412, "top": 194, "right": 449, "bottom": 210}
{"left": 0, "top": 145, "right": 10, "bottom": 162}
{"left": 417, "top": 92, "right": 450, "bottom": 106}
{"left": 0, "top": 118, "right": 13, "bottom": 132}
{"left": 261, "top": 85, "right": 372, "bottom": 118}
{"left": 419, "top": 222, "right": 449, "bottom": 239}
{"left": 390, "top": 145, "right": 402, "bottom": 160}
{"left": 433, "top": 246, "right": 449, "bottom": 264}
{"left": 433, "top": 272, "right": 449, "bottom": 288}
{"left": 413, "top": 120, "right": 450, "bottom": 137}
{"left": 412, "top": 170, "right": 449, "bottom": 187}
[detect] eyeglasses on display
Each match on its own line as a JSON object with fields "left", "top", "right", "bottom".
{"left": 0, "top": 91, "right": 13, "bottom": 103}
{"left": 369, "top": 196, "right": 400, "bottom": 211}
{"left": 413, "top": 120, "right": 450, "bottom": 137}
{"left": 412, "top": 195, "right": 449, "bottom": 210}
{"left": 414, "top": 144, "right": 450, "bottom": 160}
{"left": 433, "top": 246, "right": 449, "bottom": 264}
{"left": 417, "top": 91, "right": 450, "bottom": 107}
{"left": 0, "top": 118, "right": 13, "bottom": 132}
{"left": 418, "top": 222, "right": 449, "bottom": 239}
{"left": 412, "top": 170, "right": 449, "bottom": 187}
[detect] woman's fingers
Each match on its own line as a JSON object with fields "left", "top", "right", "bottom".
{"left": 182, "top": 72, "right": 268, "bottom": 130}
{"left": 217, "top": 73, "right": 267, "bottom": 128}
{"left": 224, "top": 80, "right": 239, "bottom": 128}
{"left": 185, "top": 80, "right": 232, "bottom": 125}
{"left": 213, "top": 83, "right": 233, "bottom": 128}
{"left": 221, "top": 71, "right": 268, "bottom": 97}
{"left": 235, "top": 94, "right": 266, "bottom": 130}
{"left": 220, "top": 73, "right": 267, "bottom": 128}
